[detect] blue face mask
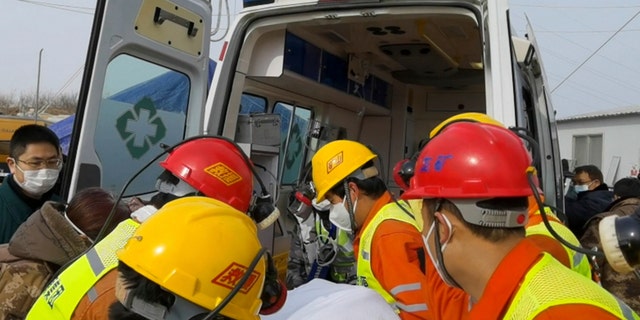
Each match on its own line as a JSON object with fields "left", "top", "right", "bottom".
{"left": 574, "top": 184, "right": 590, "bottom": 193}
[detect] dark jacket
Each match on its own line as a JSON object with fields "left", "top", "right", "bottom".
{"left": 580, "top": 197, "right": 640, "bottom": 313}
{"left": 0, "top": 201, "right": 91, "bottom": 319}
{"left": 565, "top": 183, "right": 613, "bottom": 238}
{"left": 0, "top": 175, "right": 57, "bottom": 244}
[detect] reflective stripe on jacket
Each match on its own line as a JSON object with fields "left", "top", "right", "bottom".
{"left": 357, "top": 200, "right": 426, "bottom": 314}
{"left": 26, "top": 219, "right": 139, "bottom": 319}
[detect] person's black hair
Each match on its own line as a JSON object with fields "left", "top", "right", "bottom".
{"left": 118, "top": 261, "right": 176, "bottom": 308}
{"left": 112, "top": 262, "right": 232, "bottom": 320}
{"left": 613, "top": 177, "right": 640, "bottom": 199}
{"left": 328, "top": 161, "right": 386, "bottom": 199}
{"left": 157, "top": 169, "right": 181, "bottom": 185}
{"left": 574, "top": 165, "right": 604, "bottom": 183}
{"left": 9, "top": 124, "right": 61, "bottom": 158}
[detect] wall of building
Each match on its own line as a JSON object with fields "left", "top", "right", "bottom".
{"left": 557, "top": 115, "right": 640, "bottom": 185}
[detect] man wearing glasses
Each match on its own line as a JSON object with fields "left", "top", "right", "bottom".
{"left": 1, "top": 124, "right": 62, "bottom": 243}
{"left": 565, "top": 165, "right": 614, "bottom": 239}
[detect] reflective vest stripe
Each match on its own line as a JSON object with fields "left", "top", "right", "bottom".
{"left": 504, "top": 253, "right": 640, "bottom": 320}
{"left": 357, "top": 201, "right": 422, "bottom": 310}
{"left": 26, "top": 219, "right": 140, "bottom": 319}
{"left": 87, "top": 287, "right": 98, "bottom": 303}
{"left": 390, "top": 283, "right": 422, "bottom": 295}
{"left": 86, "top": 248, "right": 105, "bottom": 276}
{"left": 396, "top": 302, "right": 429, "bottom": 312}
{"left": 573, "top": 251, "right": 585, "bottom": 268}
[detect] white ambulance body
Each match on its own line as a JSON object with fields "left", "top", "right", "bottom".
{"left": 61, "top": 0, "right": 563, "bottom": 268}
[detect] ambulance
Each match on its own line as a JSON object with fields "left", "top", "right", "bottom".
{"left": 60, "top": 0, "right": 564, "bottom": 274}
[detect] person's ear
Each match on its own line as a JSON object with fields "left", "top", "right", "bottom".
{"left": 347, "top": 181, "right": 360, "bottom": 198}
{"left": 6, "top": 157, "right": 16, "bottom": 174}
{"left": 434, "top": 211, "right": 453, "bottom": 244}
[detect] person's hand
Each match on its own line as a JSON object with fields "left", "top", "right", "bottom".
{"left": 128, "top": 196, "right": 146, "bottom": 212}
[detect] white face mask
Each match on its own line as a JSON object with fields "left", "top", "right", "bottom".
{"left": 312, "top": 198, "right": 331, "bottom": 212}
{"left": 329, "top": 196, "right": 357, "bottom": 232}
{"left": 423, "top": 213, "right": 459, "bottom": 288}
{"left": 14, "top": 166, "right": 59, "bottom": 197}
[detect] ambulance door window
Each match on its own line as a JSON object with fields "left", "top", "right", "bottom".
{"left": 96, "top": 54, "right": 189, "bottom": 195}
{"left": 240, "top": 93, "right": 267, "bottom": 114}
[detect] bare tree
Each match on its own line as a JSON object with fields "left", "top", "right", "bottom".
{"left": 0, "top": 92, "right": 78, "bottom": 116}
{"left": 0, "top": 92, "right": 17, "bottom": 115}
{"left": 17, "top": 93, "right": 35, "bottom": 115}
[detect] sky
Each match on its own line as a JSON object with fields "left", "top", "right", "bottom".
{"left": 1, "top": 0, "right": 640, "bottom": 119}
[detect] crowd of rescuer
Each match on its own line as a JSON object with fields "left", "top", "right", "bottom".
{"left": 400, "top": 120, "right": 638, "bottom": 319}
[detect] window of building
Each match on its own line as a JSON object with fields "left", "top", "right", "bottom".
{"left": 573, "top": 134, "right": 602, "bottom": 169}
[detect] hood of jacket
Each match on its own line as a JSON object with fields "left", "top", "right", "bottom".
{"left": 8, "top": 201, "right": 91, "bottom": 266}
{"left": 600, "top": 196, "right": 640, "bottom": 216}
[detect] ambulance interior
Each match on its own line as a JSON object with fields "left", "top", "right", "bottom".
{"left": 220, "top": 6, "right": 520, "bottom": 268}
{"left": 227, "top": 6, "right": 490, "bottom": 198}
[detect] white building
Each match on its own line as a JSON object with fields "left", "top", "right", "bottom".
{"left": 557, "top": 106, "right": 640, "bottom": 186}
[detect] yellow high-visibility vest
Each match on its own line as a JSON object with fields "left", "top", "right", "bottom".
{"left": 26, "top": 219, "right": 140, "bottom": 319}
{"left": 357, "top": 201, "right": 423, "bottom": 312}
{"left": 504, "top": 253, "right": 639, "bottom": 320}
{"left": 526, "top": 207, "right": 592, "bottom": 279}
{"left": 314, "top": 218, "right": 355, "bottom": 282}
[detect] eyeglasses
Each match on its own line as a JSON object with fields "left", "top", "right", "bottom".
{"left": 571, "top": 180, "right": 593, "bottom": 186}
{"left": 16, "top": 158, "right": 63, "bottom": 169}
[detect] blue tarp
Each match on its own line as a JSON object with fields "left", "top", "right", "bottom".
{"left": 47, "top": 115, "right": 75, "bottom": 155}
{"left": 49, "top": 59, "right": 217, "bottom": 154}
{"left": 110, "top": 59, "right": 217, "bottom": 112}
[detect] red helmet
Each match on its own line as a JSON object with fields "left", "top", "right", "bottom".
{"left": 393, "top": 159, "right": 412, "bottom": 191}
{"left": 402, "top": 122, "right": 534, "bottom": 200}
{"left": 160, "top": 138, "right": 253, "bottom": 212}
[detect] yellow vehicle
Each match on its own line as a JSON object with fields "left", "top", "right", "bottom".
{"left": 0, "top": 116, "right": 49, "bottom": 181}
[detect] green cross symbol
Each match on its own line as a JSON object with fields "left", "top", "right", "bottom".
{"left": 115, "top": 97, "right": 167, "bottom": 159}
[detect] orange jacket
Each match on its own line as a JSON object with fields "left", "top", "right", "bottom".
{"left": 70, "top": 268, "right": 117, "bottom": 320}
{"left": 353, "top": 192, "right": 432, "bottom": 320}
{"left": 422, "top": 248, "right": 469, "bottom": 320}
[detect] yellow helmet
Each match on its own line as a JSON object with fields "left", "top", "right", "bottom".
{"left": 117, "top": 196, "right": 265, "bottom": 320}
{"left": 312, "top": 140, "right": 378, "bottom": 201}
{"left": 429, "top": 112, "right": 505, "bottom": 139}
